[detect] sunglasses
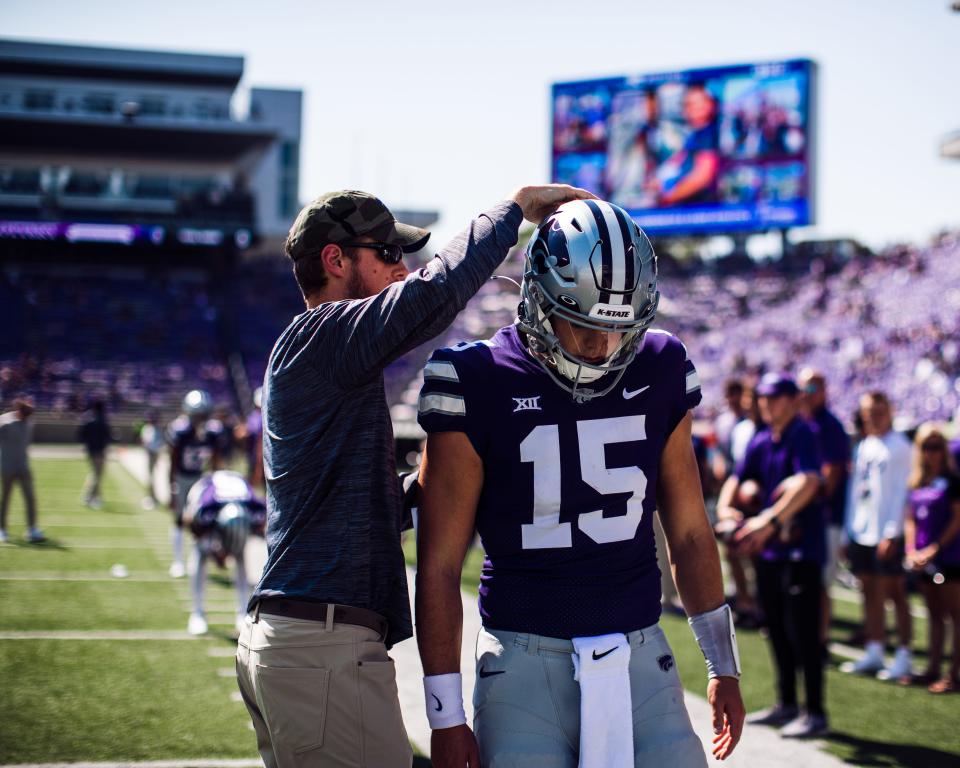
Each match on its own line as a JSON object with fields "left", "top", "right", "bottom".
{"left": 340, "top": 241, "right": 405, "bottom": 265}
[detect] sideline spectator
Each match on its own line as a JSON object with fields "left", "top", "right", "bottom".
{"left": 904, "top": 423, "right": 960, "bottom": 693}
{"left": 139, "top": 410, "right": 165, "bottom": 510}
{"left": 718, "top": 372, "right": 826, "bottom": 737}
{"left": 234, "top": 185, "right": 593, "bottom": 768}
{"left": 798, "top": 369, "right": 850, "bottom": 649}
{"left": 78, "top": 399, "right": 112, "bottom": 509}
{"left": 714, "top": 377, "right": 747, "bottom": 477}
{"left": 842, "top": 391, "right": 913, "bottom": 680}
{"left": 0, "top": 397, "right": 42, "bottom": 543}
{"left": 725, "top": 383, "right": 762, "bottom": 626}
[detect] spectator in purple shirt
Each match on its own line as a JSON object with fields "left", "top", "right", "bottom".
{"left": 904, "top": 423, "right": 960, "bottom": 693}
{"left": 717, "top": 372, "right": 825, "bottom": 738}
{"left": 798, "top": 369, "right": 850, "bottom": 649}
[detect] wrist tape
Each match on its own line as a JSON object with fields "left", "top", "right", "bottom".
{"left": 423, "top": 673, "right": 466, "bottom": 729}
{"left": 688, "top": 604, "right": 741, "bottom": 679}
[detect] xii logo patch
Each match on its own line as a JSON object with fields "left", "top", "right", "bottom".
{"left": 512, "top": 396, "right": 542, "bottom": 413}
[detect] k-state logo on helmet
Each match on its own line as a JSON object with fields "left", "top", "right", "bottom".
{"left": 589, "top": 303, "right": 635, "bottom": 320}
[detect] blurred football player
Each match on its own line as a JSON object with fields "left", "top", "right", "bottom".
{"left": 166, "top": 390, "right": 223, "bottom": 578}
{"left": 416, "top": 200, "right": 744, "bottom": 767}
{"left": 182, "top": 470, "right": 266, "bottom": 635}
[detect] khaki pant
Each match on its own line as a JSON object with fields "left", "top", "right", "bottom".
{"left": 236, "top": 610, "right": 412, "bottom": 768}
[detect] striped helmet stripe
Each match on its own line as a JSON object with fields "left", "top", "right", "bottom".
{"left": 595, "top": 202, "right": 631, "bottom": 306}
{"left": 614, "top": 207, "right": 635, "bottom": 300}
{"left": 584, "top": 199, "right": 613, "bottom": 303}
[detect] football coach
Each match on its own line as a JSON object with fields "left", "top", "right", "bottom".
{"left": 235, "top": 183, "right": 594, "bottom": 767}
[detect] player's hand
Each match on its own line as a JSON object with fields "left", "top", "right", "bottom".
{"left": 431, "top": 724, "right": 481, "bottom": 768}
{"left": 732, "top": 513, "right": 776, "bottom": 556}
{"left": 509, "top": 184, "right": 597, "bottom": 224}
{"left": 708, "top": 676, "right": 745, "bottom": 761}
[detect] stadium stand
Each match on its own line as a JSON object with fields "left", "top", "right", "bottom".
{"left": 0, "top": 264, "right": 232, "bottom": 416}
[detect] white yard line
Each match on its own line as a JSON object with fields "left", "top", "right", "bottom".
{"left": 0, "top": 630, "right": 198, "bottom": 641}
{"left": 0, "top": 573, "right": 171, "bottom": 583}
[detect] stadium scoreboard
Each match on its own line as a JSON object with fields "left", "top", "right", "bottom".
{"left": 551, "top": 59, "right": 817, "bottom": 236}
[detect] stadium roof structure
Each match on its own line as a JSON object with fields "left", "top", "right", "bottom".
{"left": 941, "top": 130, "right": 960, "bottom": 160}
{"left": 2, "top": 111, "right": 276, "bottom": 161}
{"left": 0, "top": 39, "right": 243, "bottom": 88}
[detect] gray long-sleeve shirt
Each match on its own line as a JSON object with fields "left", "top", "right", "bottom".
{"left": 252, "top": 200, "right": 523, "bottom": 647}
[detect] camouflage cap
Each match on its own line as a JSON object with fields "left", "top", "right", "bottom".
{"left": 286, "top": 190, "right": 430, "bottom": 261}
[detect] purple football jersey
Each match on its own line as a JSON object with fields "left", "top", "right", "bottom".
{"left": 909, "top": 476, "right": 960, "bottom": 566}
{"left": 418, "top": 325, "right": 701, "bottom": 639}
{"left": 167, "top": 415, "right": 222, "bottom": 476}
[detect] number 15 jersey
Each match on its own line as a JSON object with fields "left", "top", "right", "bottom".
{"left": 417, "top": 324, "right": 701, "bottom": 639}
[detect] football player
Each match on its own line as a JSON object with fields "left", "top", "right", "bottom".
{"left": 182, "top": 470, "right": 266, "bottom": 635}
{"left": 415, "top": 200, "right": 744, "bottom": 767}
{"left": 166, "top": 390, "right": 223, "bottom": 578}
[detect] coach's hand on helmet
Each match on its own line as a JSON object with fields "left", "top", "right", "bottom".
{"left": 431, "top": 723, "right": 481, "bottom": 768}
{"left": 510, "top": 184, "right": 597, "bottom": 225}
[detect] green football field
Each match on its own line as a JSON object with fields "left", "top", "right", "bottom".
{"left": 2, "top": 457, "right": 959, "bottom": 767}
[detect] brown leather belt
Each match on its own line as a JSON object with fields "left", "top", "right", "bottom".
{"left": 255, "top": 597, "right": 388, "bottom": 640}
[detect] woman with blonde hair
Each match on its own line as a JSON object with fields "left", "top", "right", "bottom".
{"left": 904, "top": 423, "right": 960, "bottom": 693}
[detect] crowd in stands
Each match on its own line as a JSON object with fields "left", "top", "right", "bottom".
{"left": 676, "top": 230, "right": 960, "bottom": 429}
{"left": 0, "top": 265, "right": 231, "bottom": 416}
{"left": 2, "top": 228, "right": 958, "bottom": 440}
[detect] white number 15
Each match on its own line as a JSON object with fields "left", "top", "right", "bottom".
{"left": 519, "top": 416, "right": 648, "bottom": 550}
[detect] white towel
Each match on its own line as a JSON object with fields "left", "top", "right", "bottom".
{"left": 572, "top": 633, "right": 633, "bottom": 768}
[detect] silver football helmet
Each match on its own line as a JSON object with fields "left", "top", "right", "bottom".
{"left": 182, "top": 389, "right": 213, "bottom": 418}
{"left": 518, "top": 199, "right": 659, "bottom": 402}
{"left": 216, "top": 503, "right": 251, "bottom": 559}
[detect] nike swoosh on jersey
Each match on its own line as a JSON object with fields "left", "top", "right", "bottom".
{"left": 622, "top": 385, "right": 651, "bottom": 400}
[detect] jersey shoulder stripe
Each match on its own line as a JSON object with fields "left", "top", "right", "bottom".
{"left": 419, "top": 392, "right": 466, "bottom": 418}
{"left": 424, "top": 359, "right": 460, "bottom": 382}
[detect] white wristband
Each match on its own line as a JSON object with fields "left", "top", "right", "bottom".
{"left": 688, "top": 604, "right": 741, "bottom": 679}
{"left": 423, "top": 673, "right": 466, "bottom": 729}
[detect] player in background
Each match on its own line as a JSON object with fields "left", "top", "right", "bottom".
{"left": 182, "top": 470, "right": 265, "bottom": 635}
{"left": 139, "top": 410, "right": 165, "bottom": 510}
{"left": 166, "top": 390, "right": 223, "bottom": 578}
{"left": 78, "top": 398, "right": 112, "bottom": 509}
{"left": 416, "top": 200, "right": 743, "bottom": 767}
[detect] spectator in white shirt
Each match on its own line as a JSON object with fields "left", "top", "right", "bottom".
{"left": 842, "top": 391, "right": 913, "bottom": 680}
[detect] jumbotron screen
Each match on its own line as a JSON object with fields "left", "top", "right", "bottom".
{"left": 551, "top": 59, "right": 817, "bottom": 235}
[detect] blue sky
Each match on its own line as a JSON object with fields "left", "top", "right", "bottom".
{"left": 4, "top": 0, "right": 959, "bottom": 250}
